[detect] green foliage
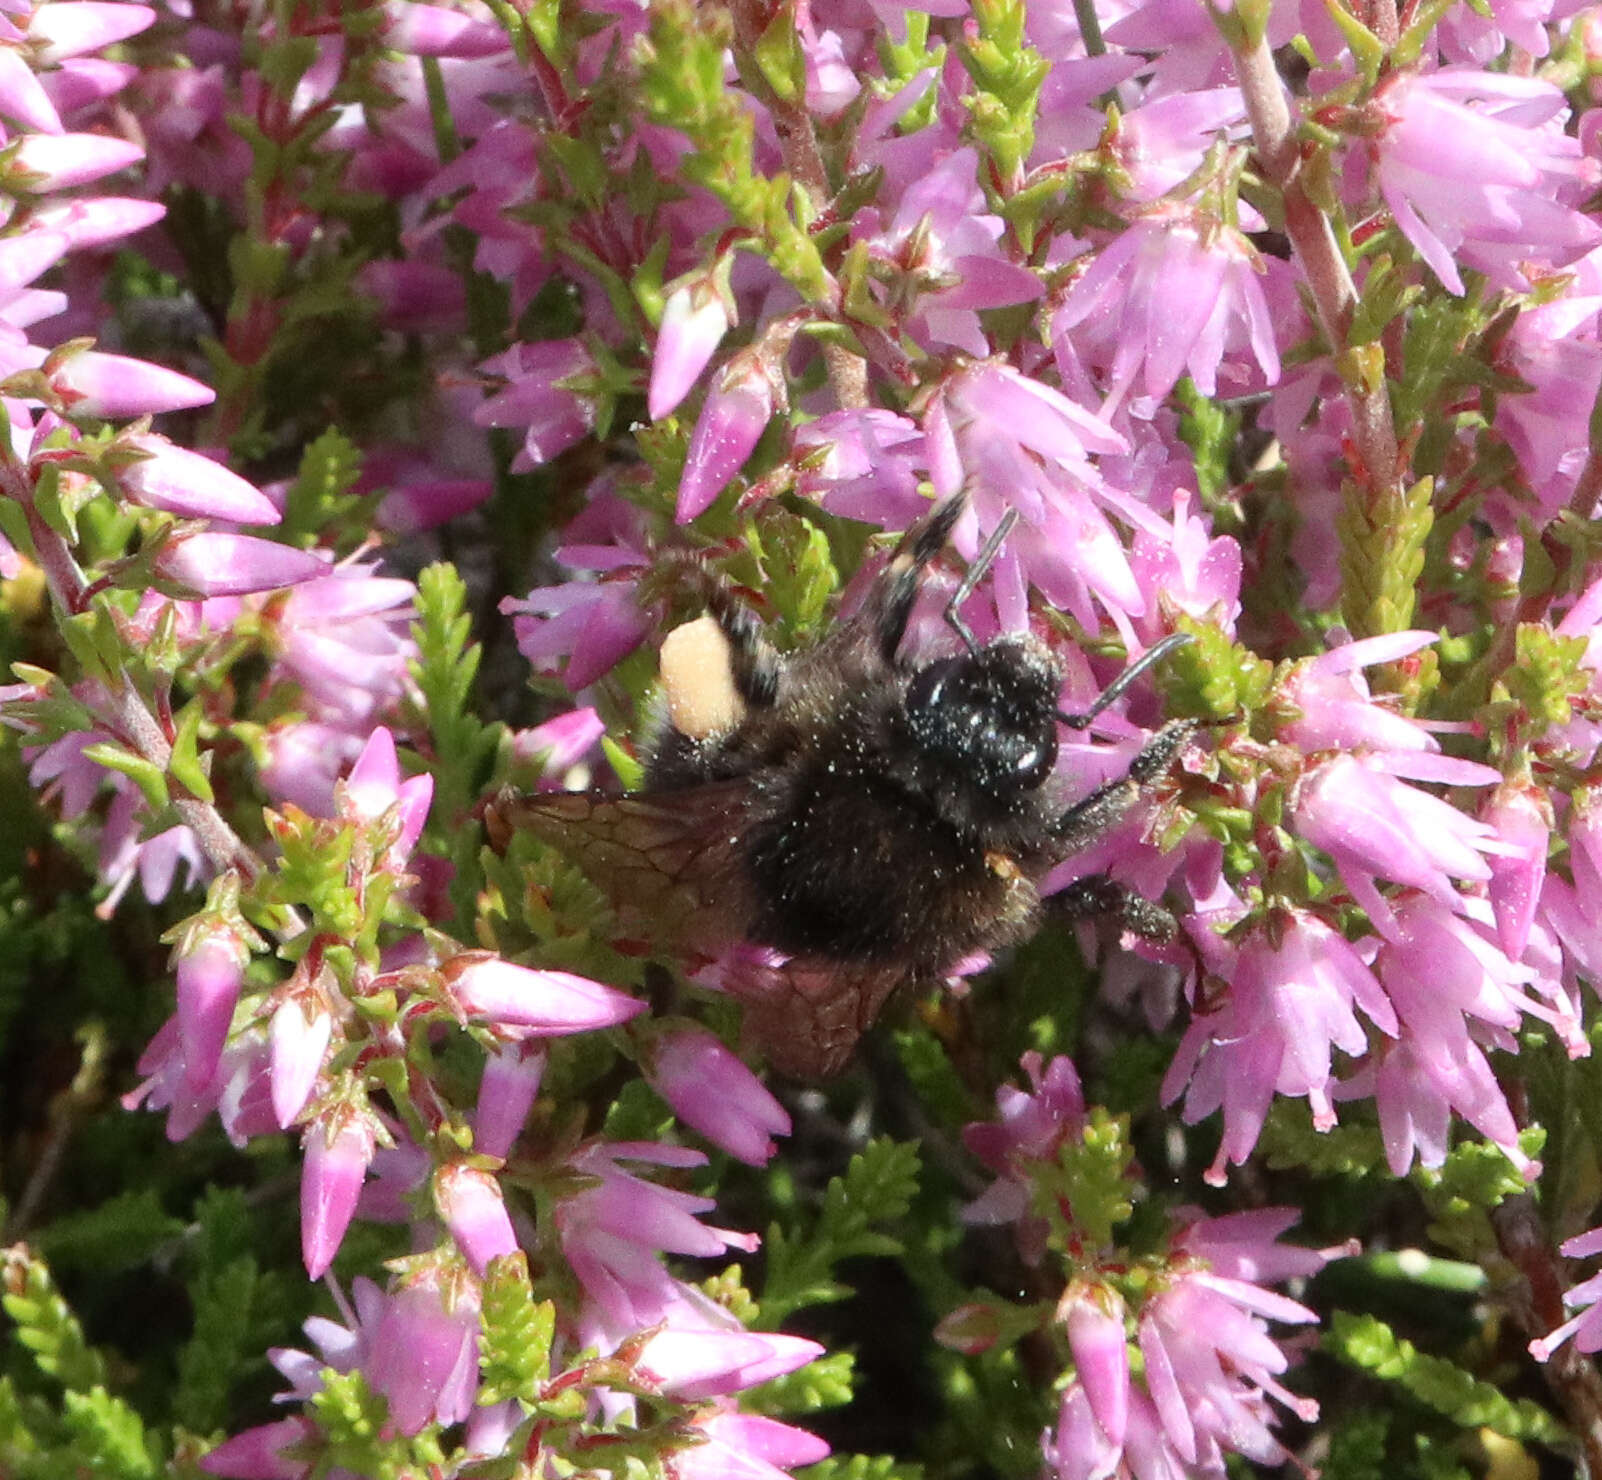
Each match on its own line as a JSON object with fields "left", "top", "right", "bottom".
{"left": 478, "top": 1256, "right": 554, "bottom": 1405}
{"left": 1502, "top": 624, "right": 1591, "bottom": 738}
{"left": 762, "top": 1139, "right": 921, "bottom": 1325}
{"left": 1414, "top": 1132, "right": 1545, "bottom": 1261}
{"left": 957, "top": 0, "right": 1048, "bottom": 192}
{"left": 3, "top": 1247, "right": 107, "bottom": 1392}
{"left": 1325, "top": 1311, "right": 1563, "bottom": 1446}
{"left": 1175, "top": 379, "right": 1241, "bottom": 505}
{"left": 1337, "top": 474, "right": 1435, "bottom": 638}
{"left": 804, "top": 1454, "right": 925, "bottom": 1480}
{"left": 279, "top": 427, "right": 367, "bottom": 548}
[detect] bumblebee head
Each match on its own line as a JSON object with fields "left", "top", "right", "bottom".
{"left": 903, "top": 635, "right": 1062, "bottom": 798}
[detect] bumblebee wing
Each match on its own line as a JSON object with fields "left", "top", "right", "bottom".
{"left": 717, "top": 950, "right": 908, "bottom": 1080}
{"left": 486, "top": 783, "right": 752, "bottom": 937}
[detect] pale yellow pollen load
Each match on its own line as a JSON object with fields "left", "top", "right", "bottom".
{"left": 661, "top": 613, "right": 747, "bottom": 740}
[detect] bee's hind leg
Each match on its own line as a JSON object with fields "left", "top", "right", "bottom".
{"left": 700, "top": 583, "right": 783, "bottom": 709}
{"left": 1047, "top": 874, "right": 1178, "bottom": 942}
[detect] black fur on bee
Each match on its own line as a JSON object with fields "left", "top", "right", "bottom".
{"left": 488, "top": 493, "right": 1195, "bottom": 1079}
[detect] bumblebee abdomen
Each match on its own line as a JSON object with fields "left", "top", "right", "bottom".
{"left": 744, "top": 762, "right": 1036, "bottom": 966}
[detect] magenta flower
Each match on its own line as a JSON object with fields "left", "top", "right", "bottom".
{"left": 1369, "top": 68, "right": 1601, "bottom": 295}
{"left": 340, "top": 726, "right": 432, "bottom": 868}
{"left": 670, "top": 1411, "right": 830, "bottom": 1480}
{"left": 154, "top": 533, "right": 328, "bottom": 598}
{"left": 201, "top": 1415, "right": 314, "bottom": 1479}
{"left": 434, "top": 1163, "right": 518, "bottom": 1275}
{"left": 649, "top": 281, "right": 731, "bottom": 421}
{"left": 1164, "top": 910, "right": 1396, "bottom": 1185}
{"left": 1290, "top": 752, "right": 1502, "bottom": 937}
{"left": 46, "top": 346, "right": 215, "bottom": 417}
{"left": 1276, "top": 630, "right": 1444, "bottom": 756}
{"left": 116, "top": 434, "right": 281, "bottom": 524}
{"left": 1482, "top": 782, "right": 1552, "bottom": 962}
{"left": 174, "top": 927, "right": 249, "bottom": 1091}
{"left": 300, "top": 1107, "right": 379, "bottom": 1279}
{"left": 475, "top": 338, "right": 598, "bottom": 471}
{"left": 26, "top": 4, "right": 156, "bottom": 63}
{"left": 270, "top": 993, "right": 333, "bottom": 1129}
{"left": 793, "top": 408, "right": 928, "bottom": 527}
{"left": 1062, "top": 1285, "right": 1130, "bottom": 1447}
{"left": 1531, "top": 1225, "right": 1602, "bottom": 1361}
{"left": 676, "top": 353, "right": 776, "bottom": 522}
{"left": 645, "top": 1026, "right": 790, "bottom": 1165}
{"left": 1052, "top": 212, "right": 1279, "bottom": 418}
{"left": 633, "top": 1327, "right": 825, "bottom": 1400}
{"left": 7, "top": 131, "right": 144, "bottom": 191}
{"left": 473, "top": 1043, "right": 545, "bottom": 1160}
{"left": 444, "top": 954, "right": 645, "bottom": 1034}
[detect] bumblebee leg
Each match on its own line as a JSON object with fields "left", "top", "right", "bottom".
{"left": 874, "top": 492, "right": 967, "bottom": 661}
{"left": 701, "top": 584, "right": 783, "bottom": 708}
{"left": 1052, "top": 719, "right": 1195, "bottom": 853}
{"left": 1049, "top": 874, "right": 1179, "bottom": 941}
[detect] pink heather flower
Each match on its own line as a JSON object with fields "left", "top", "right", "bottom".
{"left": 0, "top": 49, "right": 64, "bottom": 134}
{"left": 1164, "top": 910, "right": 1396, "bottom": 1186}
{"left": 175, "top": 928, "right": 249, "bottom": 1091}
{"left": 793, "top": 408, "right": 928, "bottom": 527}
{"left": 275, "top": 1274, "right": 478, "bottom": 1436}
{"left": 444, "top": 955, "right": 645, "bottom": 1034}
{"left": 475, "top": 338, "right": 598, "bottom": 471}
{"left": 1128, "top": 489, "right": 1242, "bottom": 638}
{"left": 30, "top": 196, "right": 167, "bottom": 249}
{"left": 379, "top": 0, "right": 510, "bottom": 57}
{"left": 301, "top": 1108, "right": 379, "bottom": 1279}
{"left": 555, "top": 1141, "right": 760, "bottom": 1341}
{"left": 1062, "top": 1285, "right": 1129, "bottom": 1447}
{"left": 1369, "top": 69, "right": 1602, "bottom": 295}
{"left": 154, "top": 533, "right": 328, "bottom": 597}
{"left": 676, "top": 354, "right": 776, "bottom": 522}
{"left": 26, "top": 3, "right": 156, "bottom": 63}
{"left": 669, "top": 1411, "right": 830, "bottom": 1480}
{"left": 6, "top": 131, "right": 144, "bottom": 190}
{"left": 649, "top": 281, "right": 731, "bottom": 421}
{"left": 510, "top": 707, "right": 605, "bottom": 782}
{"left": 116, "top": 435, "right": 281, "bottom": 524}
{"left": 434, "top": 1163, "right": 518, "bottom": 1276}
{"left": 924, "top": 363, "right": 1152, "bottom": 636}
{"left": 1276, "top": 630, "right": 1443, "bottom": 755}
{"left": 963, "top": 1053, "right": 1086, "bottom": 1262}
{"left": 201, "top": 1416, "right": 315, "bottom": 1478}
{"left": 644, "top": 1027, "right": 791, "bottom": 1166}
{"left": 340, "top": 726, "right": 432, "bottom": 868}
{"left": 46, "top": 347, "right": 214, "bottom": 417}
{"left": 853, "top": 147, "right": 1042, "bottom": 356}
{"left": 270, "top": 994, "right": 333, "bottom": 1128}
{"left": 473, "top": 1043, "right": 545, "bottom": 1160}
{"left": 502, "top": 491, "right": 654, "bottom": 689}
{"left": 1531, "top": 1225, "right": 1602, "bottom": 1361}
{"left": 1355, "top": 895, "right": 1558, "bottom": 1174}
{"left": 1052, "top": 213, "right": 1279, "bottom": 418}
{"left": 1493, "top": 287, "right": 1602, "bottom": 510}
{"left": 634, "top": 1327, "right": 825, "bottom": 1400}
{"left": 1289, "top": 751, "right": 1502, "bottom": 938}
{"left": 1482, "top": 782, "right": 1552, "bottom": 962}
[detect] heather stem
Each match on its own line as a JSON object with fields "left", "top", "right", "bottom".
{"left": 1231, "top": 30, "right": 1399, "bottom": 486}
{"left": 1493, "top": 1196, "right": 1602, "bottom": 1472}
{"left": 20, "top": 505, "right": 266, "bottom": 884}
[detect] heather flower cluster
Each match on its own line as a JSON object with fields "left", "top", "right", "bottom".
{"left": 3, "top": 0, "right": 1602, "bottom": 1476}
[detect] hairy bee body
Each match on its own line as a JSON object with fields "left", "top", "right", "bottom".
{"left": 490, "top": 495, "right": 1192, "bottom": 1078}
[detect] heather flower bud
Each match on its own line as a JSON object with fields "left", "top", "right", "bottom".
{"left": 675, "top": 355, "right": 775, "bottom": 522}
{"left": 633, "top": 1327, "right": 825, "bottom": 1400}
{"left": 649, "top": 283, "right": 730, "bottom": 421}
{"left": 154, "top": 532, "right": 328, "bottom": 597}
{"left": 300, "top": 1108, "right": 378, "bottom": 1278}
{"left": 175, "top": 928, "right": 249, "bottom": 1090}
{"left": 444, "top": 954, "right": 645, "bottom": 1034}
{"left": 644, "top": 1027, "right": 790, "bottom": 1165}
{"left": 116, "top": 435, "right": 281, "bottom": 524}
{"left": 473, "top": 1044, "right": 545, "bottom": 1160}
{"left": 8, "top": 132, "right": 144, "bottom": 190}
{"left": 45, "top": 346, "right": 214, "bottom": 417}
{"left": 434, "top": 1164, "right": 518, "bottom": 1275}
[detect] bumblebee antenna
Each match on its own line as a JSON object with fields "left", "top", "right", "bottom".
{"left": 944, "top": 506, "right": 1020, "bottom": 655}
{"left": 1058, "top": 631, "right": 1193, "bottom": 730}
